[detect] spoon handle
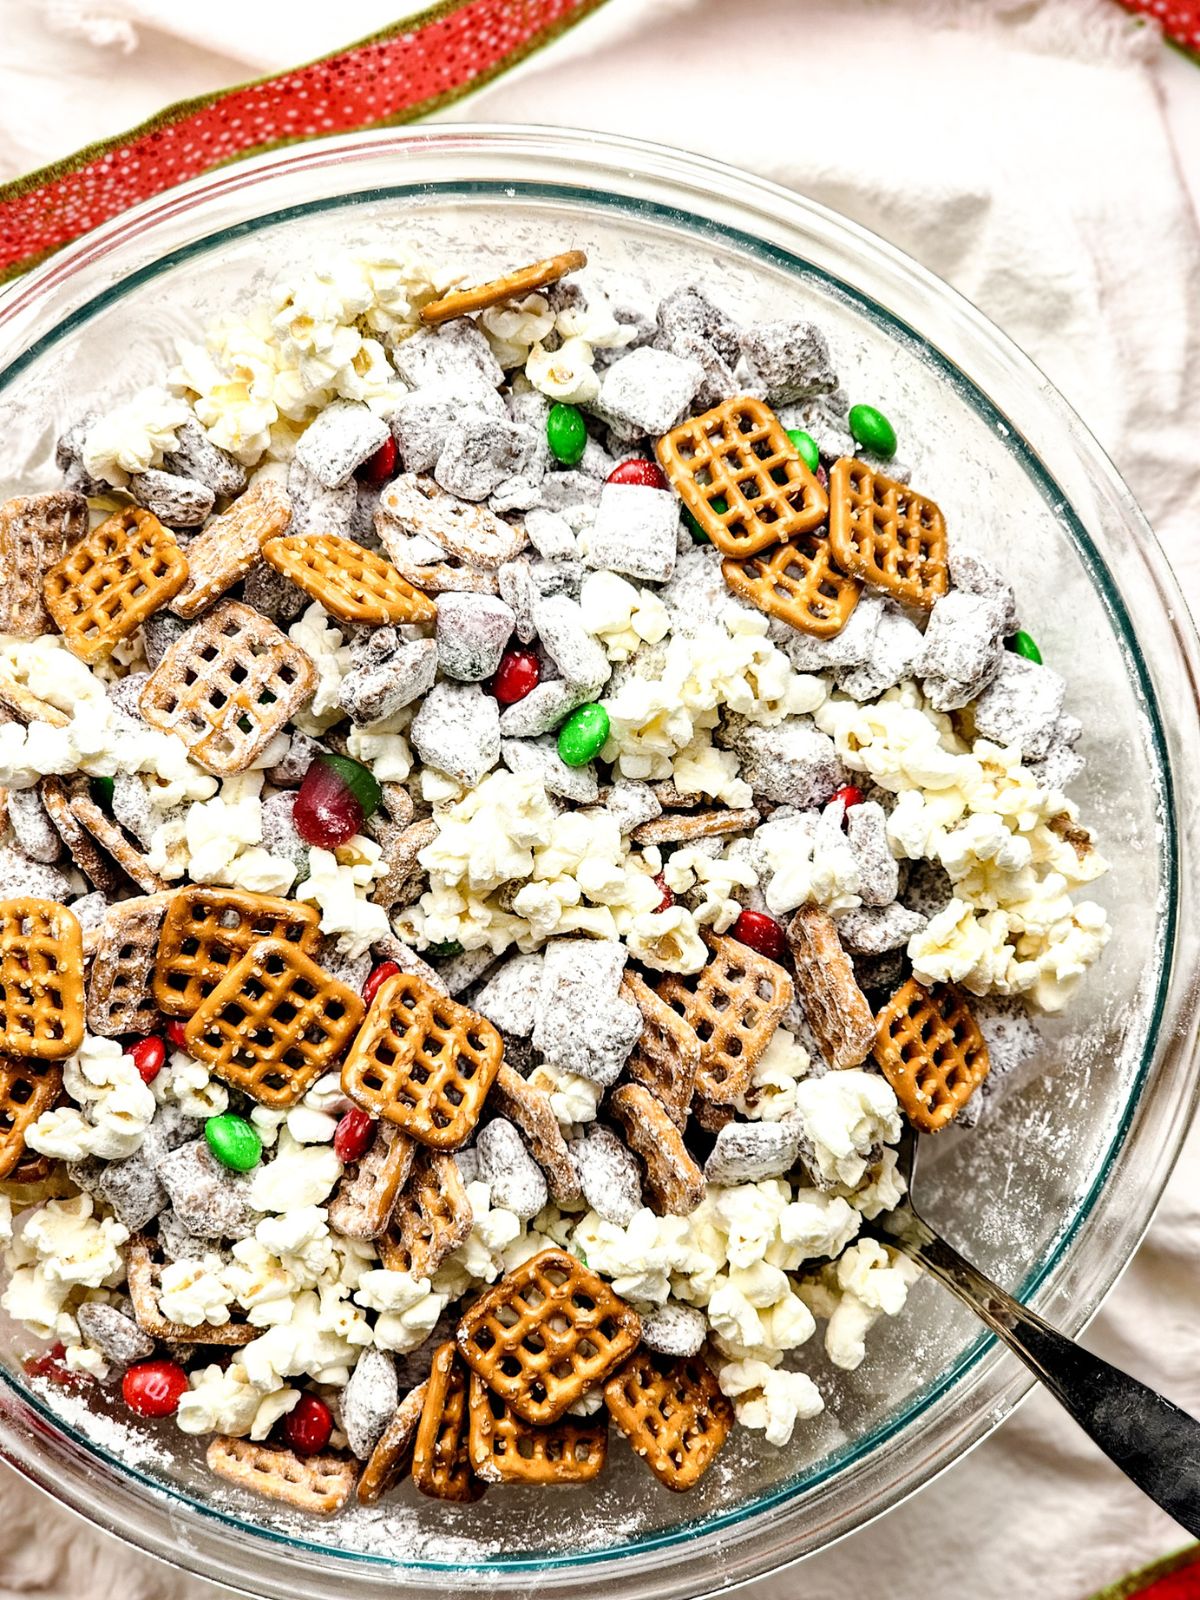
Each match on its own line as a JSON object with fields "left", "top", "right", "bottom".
{"left": 891, "top": 1220, "right": 1200, "bottom": 1534}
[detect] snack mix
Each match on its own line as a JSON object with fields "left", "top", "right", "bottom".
{"left": 0, "top": 241, "right": 1110, "bottom": 1512}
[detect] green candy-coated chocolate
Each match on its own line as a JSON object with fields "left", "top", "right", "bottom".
{"left": 426, "top": 940, "right": 464, "bottom": 959}
{"left": 848, "top": 403, "right": 897, "bottom": 459}
{"left": 786, "top": 428, "right": 820, "bottom": 473}
{"left": 685, "top": 494, "right": 726, "bottom": 544}
{"left": 546, "top": 403, "right": 587, "bottom": 466}
{"left": 89, "top": 776, "right": 115, "bottom": 808}
{"left": 557, "top": 703, "right": 610, "bottom": 767}
{"left": 1010, "top": 630, "right": 1043, "bottom": 665}
{"left": 205, "top": 1113, "right": 262, "bottom": 1173}
{"left": 318, "top": 753, "right": 383, "bottom": 822}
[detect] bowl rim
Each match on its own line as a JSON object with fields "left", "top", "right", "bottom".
{"left": 0, "top": 121, "right": 1197, "bottom": 1598}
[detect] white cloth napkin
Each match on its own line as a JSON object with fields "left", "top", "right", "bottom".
{"left": 1, "top": 3, "right": 1199, "bottom": 1596}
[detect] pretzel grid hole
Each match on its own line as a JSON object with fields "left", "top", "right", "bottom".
{"left": 484, "top": 1277, "right": 617, "bottom": 1389}
{"left": 845, "top": 465, "right": 942, "bottom": 573}
{"left": 1, "top": 1072, "right": 37, "bottom": 1128}
{"left": 475, "top": 1387, "right": 599, "bottom": 1469}
{"left": 158, "top": 899, "right": 311, "bottom": 1008}
{"left": 5, "top": 921, "right": 71, "bottom": 1041}
{"left": 73, "top": 539, "right": 176, "bottom": 622}
{"left": 682, "top": 417, "right": 810, "bottom": 537}
{"left": 771, "top": 547, "right": 849, "bottom": 605}
{"left": 216, "top": 955, "right": 351, "bottom": 1087}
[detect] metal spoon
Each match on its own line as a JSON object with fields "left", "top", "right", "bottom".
{"left": 860, "top": 1126, "right": 1200, "bottom": 1533}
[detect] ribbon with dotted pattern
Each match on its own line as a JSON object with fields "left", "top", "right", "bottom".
{"left": 1116, "top": 0, "right": 1200, "bottom": 51}
{"left": 0, "top": 0, "right": 609, "bottom": 283}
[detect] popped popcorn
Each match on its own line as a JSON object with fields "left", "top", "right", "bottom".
{"left": 81, "top": 387, "right": 191, "bottom": 487}
{"left": 718, "top": 1360, "right": 824, "bottom": 1446}
{"left": 27, "top": 1036, "right": 156, "bottom": 1162}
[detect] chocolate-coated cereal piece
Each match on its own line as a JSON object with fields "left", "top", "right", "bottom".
{"left": 293, "top": 400, "right": 390, "bottom": 490}
{"left": 129, "top": 468, "right": 214, "bottom": 528}
{"left": 475, "top": 1117, "right": 547, "bottom": 1221}
{"left": 76, "top": 1300, "right": 156, "bottom": 1366}
{"left": 340, "top": 1346, "right": 400, "bottom": 1460}
{"left": 409, "top": 682, "right": 501, "bottom": 787}
{"left": 572, "top": 1124, "right": 643, "bottom": 1226}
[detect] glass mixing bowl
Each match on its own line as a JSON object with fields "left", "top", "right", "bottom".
{"left": 0, "top": 126, "right": 1197, "bottom": 1600}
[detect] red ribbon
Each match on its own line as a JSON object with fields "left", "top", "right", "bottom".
{"left": 0, "top": 0, "right": 608, "bottom": 282}
{"left": 1114, "top": 0, "right": 1200, "bottom": 50}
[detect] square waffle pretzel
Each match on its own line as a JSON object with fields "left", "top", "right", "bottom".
{"left": 86, "top": 891, "right": 175, "bottom": 1038}
{"left": 456, "top": 1247, "right": 641, "bottom": 1426}
{"left": 357, "top": 1381, "right": 427, "bottom": 1504}
{"left": 340, "top": 971, "right": 503, "bottom": 1150}
{"left": 328, "top": 1121, "right": 415, "bottom": 1240}
{"left": 604, "top": 1351, "right": 734, "bottom": 1492}
{"left": 127, "top": 1235, "right": 254, "bottom": 1344}
{"left": 786, "top": 905, "right": 876, "bottom": 1071}
{"left": 489, "top": 1063, "right": 580, "bottom": 1205}
{"left": 262, "top": 533, "right": 437, "bottom": 627}
{"left": 42, "top": 506, "right": 188, "bottom": 663}
{"left": 619, "top": 972, "right": 700, "bottom": 1129}
{"left": 139, "top": 599, "right": 316, "bottom": 776}
{"left": 153, "top": 886, "right": 320, "bottom": 1019}
{"left": 206, "top": 1435, "right": 357, "bottom": 1515}
{"left": 379, "top": 1148, "right": 473, "bottom": 1278}
{"left": 0, "top": 1057, "right": 62, "bottom": 1179}
{"left": 184, "top": 937, "right": 365, "bottom": 1108}
{"left": 827, "top": 457, "right": 948, "bottom": 610}
{"left": 420, "top": 249, "right": 586, "bottom": 324}
{"left": 0, "top": 491, "right": 88, "bottom": 638}
{"left": 655, "top": 395, "right": 829, "bottom": 557}
{"left": 609, "top": 1084, "right": 705, "bottom": 1215}
{"left": 412, "top": 1343, "right": 485, "bottom": 1502}
{"left": 0, "top": 897, "right": 84, "bottom": 1060}
{"left": 657, "top": 933, "right": 793, "bottom": 1105}
{"left": 466, "top": 1373, "right": 607, "bottom": 1485}
{"left": 873, "top": 977, "right": 990, "bottom": 1133}
{"left": 722, "top": 536, "right": 861, "bottom": 640}
{"left": 171, "top": 478, "right": 292, "bottom": 619}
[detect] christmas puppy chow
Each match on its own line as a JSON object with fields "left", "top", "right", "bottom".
{"left": 0, "top": 237, "right": 1110, "bottom": 1513}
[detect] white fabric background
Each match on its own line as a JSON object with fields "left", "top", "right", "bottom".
{"left": 1, "top": 1, "right": 1199, "bottom": 1594}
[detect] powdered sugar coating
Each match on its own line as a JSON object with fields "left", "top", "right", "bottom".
{"left": 573, "top": 1125, "right": 644, "bottom": 1226}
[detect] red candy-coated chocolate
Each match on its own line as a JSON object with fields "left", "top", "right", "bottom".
{"left": 731, "top": 908, "right": 787, "bottom": 964}
{"left": 606, "top": 458, "right": 669, "bottom": 491}
{"left": 294, "top": 759, "right": 363, "bottom": 849}
{"left": 359, "top": 434, "right": 398, "bottom": 483}
{"left": 832, "top": 784, "right": 863, "bottom": 812}
{"left": 166, "top": 1020, "right": 189, "bottom": 1051}
{"left": 362, "top": 960, "right": 400, "bottom": 1007}
{"left": 334, "top": 1107, "right": 375, "bottom": 1164}
{"left": 285, "top": 1393, "right": 334, "bottom": 1455}
{"left": 492, "top": 648, "right": 540, "bottom": 706}
{"left": 123, "top": 1360, "right": 189, "bottom": 1418}
{"left": 129, "top": 1035, "right": 166, "bottom": 1084}
{"left": 653, "top": 873, "right": 675, "bottom": 912}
